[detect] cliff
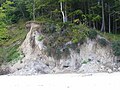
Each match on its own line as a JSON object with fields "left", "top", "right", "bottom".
{"left": 2, "top": 22, "right": 120, "bottom": 75}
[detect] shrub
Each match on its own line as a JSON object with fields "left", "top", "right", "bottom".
{"left": 98, "top": 38, "right": 108, "bottom": 47}
{"left": 71, "top": 28, "right": 86, "bottom": 44}
{"left": 6, "top": 45, "right": 20, "bottom": 62}
{"left": 62, "top": 47, "right": 70, "bottom": 58}
{"left": 0, "top": 27, "right": 11, "bottom": 45}
{"left": 72, "top": 38, "right": 79, "bottom": 44}
{"left": 45, "top": 46, "right": 62, "bottom": 60}
{"left": 76, "top": 48, "right": 80, "bottom": 53}
{"left": 68, "top": 43, "right": 77, "bottom": 50}
{"left": 54, "top": 48, "right": 62, "bottom": 60}
{"left": 38, "top": 35, "right": 44, "bottom": 41}
{"left": 88, "top": 30, "right": 97, "bottom": 39}
{"left": 41, "top": 22, "right": 56, "bottom": 34}
{"left": 73, "top": 19, "right": 80, "bottom": 25}
{"left": 7, "top": 51, "right": 20, "bottom": 62}
{"left": 41, "top": 22, "right": 94, "bottom": 60}
{"left": 112, "top": 41, "right": 120, "bottom": 56}
{"left": 82, "top": 60, "right": 88, "bottom": 64}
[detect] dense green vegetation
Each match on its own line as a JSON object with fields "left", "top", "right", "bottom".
{"left": 98, "top": 38, "right": 108, "bottom": 47}
{"left": 0, "top": 21, "right": 27, "bottom": 64}
{"left": 112, "top": 41, "right": 120, "bottom": 56}
{"left": 41, "top": 22, "right": 89, "bottom": 59}
{"left": 0, "top": 0, "right": 120, "bottom": 63}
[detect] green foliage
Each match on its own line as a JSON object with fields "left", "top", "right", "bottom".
{"left": 82, "top": 60, "right": 88, "bottom": 64}
{"left": 76, "top": 48, "right": 80, "bottom": 53}
{"left": 3, "top": 20, "right": 27, "bottom": 46}
{"left": 73, "top": 19, "right": 80, "bottom": 24}
{"left": 6, "top": 45, "right": 20, "bottom": 62}
{"left": 103, "top": 33, "right": 120, "bottom": 42}
{"left": 70, "top": 24, "right": 88, "bottom": 44}
{"left": 45, "top": 46, "right": 62, "bottom": 60}
{"left": 0, "top": 22, "right": 11, "bottom": 46}
{"left": 42, "top": 21, "right": 90, "bottom": 59}
{"left": 81, "top": 58, "right": 92, "bottom": 64}
{"left": 72, "top": 38, "right": 79, "bottom": 44}
{"left": 41, "top": 22, "right": 57, "bottom": 34}
{"left": 0, "top": 0, "right": 120, "bottom": 64}
{"left": 92, "top": 15, "right": 101, "bottom": 22}
{"left": 0, "top": 28, "right": 10, "bottom": 41}
{"left": 38, "top": 35, "right": 44, "bottom": 41}
{"left": 0, "top": 7, "right": 6, "bottom": 19}
{"left": 54, "top": 48, "right": 62, "bottom": 60}
{"left": 98, "top": 38, "right": 108, "bottom": 47}
{"left": 0, "top": 21, "right": 27, "bottom": 63}
{"left": 1, "top": 0, "right": 120, "bottom": 33}
{"left": 88, "top": 30, "right": 97, "bottom": 39}
{"left": 0, "top": 45, "right": 21, "bottom": 63}
{"left": 62, "top": 47, "right": 70, "bottom": 58}
{"left": 1, "top": 0, "right": 16, "bottom": 24}
{"left": 68, "top": 43, "right": 77, "bottom": 50}
{"left": 112, "top": 41, "right": 120, "bottom": 56}
{"left": 69, "top": 10, "right": 83, "bottom": 17}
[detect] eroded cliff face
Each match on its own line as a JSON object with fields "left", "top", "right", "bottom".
{"left": 8, "top": 22, "right": 119, "bottom": 75}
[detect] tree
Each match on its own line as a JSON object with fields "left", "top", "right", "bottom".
{"left": 1, "top": 0, "right": 16, "bottom": 24}
{"left": 0, "top": 0, "right": 120, "bottom": 34}
{"left": 101, "top": 0, "right": 105, "bottom": 32}
{"left": 59, "top": 0, "right": 68, "bottom": 23}
{"left": 0, "top": 7, "right": 6, "bottom": 20}
{"left": 13, "top": 0, "right": 26, "bottom": 19}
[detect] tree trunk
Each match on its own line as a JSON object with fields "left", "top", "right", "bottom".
{"left": 64, "top": 2, "right": 67, "bottom": 22}
{"left": 33, "top": 0, "right": 35, "bottom": 21}
{"left": 60, "top": 2, "right": 67, "bottom": 23}
{"left": 108, "top": 5, "right": 111, "bottom": 33}
{"left": 115, "top": 14, "right": 117, "bottom": 34}
{"left": 93, "top": 22, "right": 96, "bottom": 29}
{"left": 88, "top": 1, "right": 91, "bottom": 27}
{"left": 112, "top": 15, "right": 115, "bottom": 33}
{"left": 92, "top": 10, "right": 96, "bottom": 29}
{"left": 101, "top": 0, "right": 105, "bottom": 32}
{"left": 19, "top": 5, "right": 25, "bottom": 18}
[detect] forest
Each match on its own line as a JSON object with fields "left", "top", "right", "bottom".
{"left": 0, "top": 0, "right": 120, "bottom": 64}
{"left": 0, "top": 0, "right": 120, "bottom": 33}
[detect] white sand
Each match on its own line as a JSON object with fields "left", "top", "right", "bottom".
{"left": 0, "top": 73, "right": 120, "bottom": 90}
